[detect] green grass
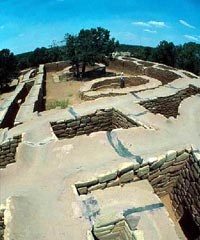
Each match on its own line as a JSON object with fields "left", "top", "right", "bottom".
{"left": 46, "top": 99, "right": 69, "bottom": 110}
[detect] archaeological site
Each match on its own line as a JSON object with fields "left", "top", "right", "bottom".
{"left": 0, "top": 57, "right": 200, "bottom": 240}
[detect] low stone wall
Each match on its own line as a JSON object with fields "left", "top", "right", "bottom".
{"left": 22, "top": 68, "right": 36, "bottom": 82}
{"left": 0, "top": 82, "right": 34, "bottom": 128}
{"left": 108, "top": 59, "right": 143, "bottom": 76}
{"left": 91, "top": 77, "right": 148, "bottom": 91}
{"left": 140, "top": 85, "right": 200, "bottom": 118}
{"left": 75, "top": 148, "right": 190, "bottom": 196}
{"left": 144, "top": 67, "right": 181, "bottom": 84}
{"left": 0, "top": 209, "right": 5, "bottom": 240}
{"left": 89, "top": 216, "right": 142, "bottom": 240}
{"left": 51, "top": 109, "right": 142, "bottom": 139}
{"left": 109, "top": 59, "right": 182, "bottom": 85}
{"left": 14, "top": 65, "right": 45, "bottom": 125}
{"left": 45, "top": 61, "right": 70, "bottom": 72}
{"left": 0, "top": 135, "right": 22, "bottom": 168}
{"left": 170, "top": 152, "right": 200, "bottom": 229}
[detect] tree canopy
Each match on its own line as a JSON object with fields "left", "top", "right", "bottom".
{"left": 65, "top": 27, "right": 119, "bottom": 78}
{"left": 0, "top": 49, "right": 17, "bottom": 91}
{"left": 153, "top": 41, "right": 176, "bottom": 67}
{"left": 176, "top": 42, "right": 200, "bottom": 74}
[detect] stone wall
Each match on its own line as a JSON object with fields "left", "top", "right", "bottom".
{"left": 75, "top": 148, "right": 190, "bottom": 196}
{"left": 51, "top": 109, "right": 142, "bottom": 139}
{"left": 0, "top": 209, "right": 5, "bottom": 240}
{"left": 140, "top": 85, "right": 200, "bottom": 118}
{"left": 89, "top": 216, "right": 142, "bottom": 240}
{"left": 45, "top": 61, "right": 70, "bottom": 72}
{"left": 108, "top": 59, "right": 182, "bottom": 85}
{"left": 108, "top": 59, "right": 143, "bottom": 76}
{"left": 144, "top": 67, "right": 181, "bottom": 84}
{"left": 170, "top": 152, "right": 200, "bottom": 229}
{"left": 0, "top": 82, "right": 34, "bottom": 129}
{"left": 0, "top": 135, "right": 22, "bottom": 168}
{"left": 14, "top": 65, "right": 45, "bottom": 125}
{"left": 91, "top": 77, "right": 148, "bottom": 91}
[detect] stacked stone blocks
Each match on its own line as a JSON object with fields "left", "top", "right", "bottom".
{"left": 140, "top": 85, "right": 200, "bottom": 118}
{"left": 51, "top": 109, "right": 143, "bottom": 139}
{"left": 170, "top": 152, "right": 200, "bottom": 228}
{"left": 0, "top": 135, "right": 22, "bottom": 168}
{"left": 75, "top": 149, "right": 190, "bottom": 196}
{"left": 88, "top": 214, "right": 143, "bottom": 240}
{"left": 0, "top": 209, "right": 5, "bottom": 240}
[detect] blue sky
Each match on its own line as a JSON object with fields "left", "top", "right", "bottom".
{"left": 0, "top": 0, "right": 199, "bottom": 54}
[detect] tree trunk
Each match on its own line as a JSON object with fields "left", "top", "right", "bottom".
{"left": 81, "top": 63, "right": 86, "bottom": 78}
{"left": 75, "top": 63, "right": 80, "bottom": 79}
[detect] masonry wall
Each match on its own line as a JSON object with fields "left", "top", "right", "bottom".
{"left": 0, "top": 135, "right": 22, "bottom": 168}
{"left": 170, "top": 152, "right": 200, "bottom": 229}
{"left": 91, "top": 218, "right": 137, "bottom": 240}
{"left": 91, "top": 77, "right": 148, "bottom": 91}
{"left": 45, "top": 61, "right": 70, "bottom": 72}
{"left": 144, "top": 67, "right": 181, "bottom": 84}
{"left": 108, "top": 59, "right": 143, "bottom": 76}
{"left": 75, "top": 148, "right": 190, "bottom": 196}
{"left": 108, "top": 59, "right": 181, "bottom": 85}
{"left": 0, "top": 209, "right": 5, "bottom": 240}
{"left": 140, "top": 85, "right": 200, "bottom": 118}
{"left": 51, "top": 109, "right": 141, "bottom": 139}
{"left": 0, "top": 83, "right": 34, "bottom": 129}
{"left": 14, "top": 65, "right": 45, "bottom": 125}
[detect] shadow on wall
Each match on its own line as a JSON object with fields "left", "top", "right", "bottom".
{"left": 179, "top": 207, "right": 200, "bottom": 240}
{"left": 0, "top": 83, "right": 34, "bottom": 129}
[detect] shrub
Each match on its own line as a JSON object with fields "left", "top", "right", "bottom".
{"left": 46, "top": 99, "right": 69, "bottom": 110}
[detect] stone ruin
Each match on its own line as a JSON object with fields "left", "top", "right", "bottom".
{"left": 0, "top": 57, "right": 200, "bottom": 240}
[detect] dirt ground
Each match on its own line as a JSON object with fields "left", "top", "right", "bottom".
{"left": 45, "top": 64, "right": 138, "bottom": 108}
{"left": 45, "top": 71, "right": 83, "bottom": 107}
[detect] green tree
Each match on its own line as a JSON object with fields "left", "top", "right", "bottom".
{"left": 28, "top": 47, "right": 49, "bottom": 66}
{"left": 0, "top": 49, "right": 17, "bottom": 91}
{"left": 65, "top": 34, "right": 80, "bottom": 77}
{"left": 65, "top": 27, "right": 119, "bottom": 78}
{"left": 176, "top": 42, "right": 200, "bottom": 75}
{"left": 153, "top": 41, "right": 176, "bottom": 67}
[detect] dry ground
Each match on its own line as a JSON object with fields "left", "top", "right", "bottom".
{"left": 45, "top": 71, "right": 83, "bottom": 108}
{"left": 45, "top": 64, "right": 138, "bottom": 108}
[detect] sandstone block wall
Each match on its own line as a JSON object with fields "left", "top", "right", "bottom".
{"left": 144, "top": 67, "right": 181, "bottom": 84}
{"left": 108, "top": 59, "right": 182, "bottom": 85}
{"left": 75, "top": 148, "right": 190, "bottom": 196}
{"left": 91, "top": 77, "right": 148, "bottom": 91}
{"left": 140, "top": 85, "right": 200, "bottom": 118}
{"left": 91, "top": 217, "right": 140, "bottom": 240}
{"left": 0, "top": 82, "right": 34, "bottom": 128}
{"left": 0, "top": 135, "right": 22, "bottom": 168}
{"left": 170, "top": 152, "right": 200, "bottom": 229}
{"left": 22, "top": 68, "right": 36, "bottom": 82}
{"left": 14, "top": 65, "right": 45, "bottom": 125}
{"left": 51, "top": 109, "right": 141, "bottom": 139}
{"left": 108, "top": 59, "right": 143, "bottom": 76}
{"left": 0, "top": 209, "right": 5, "bottom": 240}
{"left": 45, "top": 61, "right": 70, "bottom": 72}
